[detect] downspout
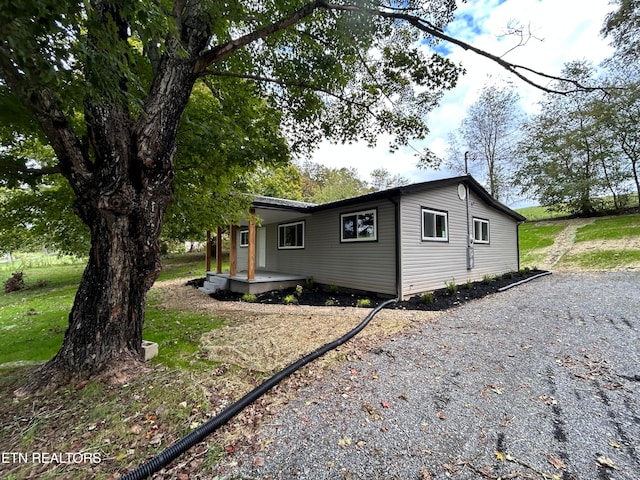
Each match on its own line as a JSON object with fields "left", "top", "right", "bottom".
{"left": 516, "top": 221, "right": 522, "bottom": 271}
{"left": 389, "top": 195, "right": 402, "bottom": 300}
{"left": 465, "top": 153, "right": 473, "bottom": 270}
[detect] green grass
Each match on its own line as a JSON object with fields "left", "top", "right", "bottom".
{"left": 516, "top": 205, "right": 569, "bottom": 221}
{"left": 519, "top": 222, "right": 565, "bottom": 251}
{"left": 560, "top": 250, "right": 640, "bottom": 269}
{"left": 156, "top": 251, "right": 209, "bottom": 281}
{"left": 143, "top": 306, "right": 224, "bottom": 370}
{"left": 516, "top": 194, "right": 639, "bottom": 221}
{"left": 0, "top": 252, "right": 221, "bottom": 368}
{"left": 574, "top": 214, "right": 640, "bottom": 242}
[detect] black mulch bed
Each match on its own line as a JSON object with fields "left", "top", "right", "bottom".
{"left": 187, "top": 269, "right": 550, "bottom": 311}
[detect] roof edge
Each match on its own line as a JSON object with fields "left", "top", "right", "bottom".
{"left": 250, "top": 175, "right": 526, "bottom": 222}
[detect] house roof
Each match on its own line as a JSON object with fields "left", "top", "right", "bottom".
{"left": 251, "top": 175, "right": 526, "bottom": 222}
{"left": 252, "top": 195, "right": 317, "bottom": 210}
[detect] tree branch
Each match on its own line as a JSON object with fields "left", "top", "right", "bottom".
{"left": 0, "top": 159, "right": 61, "bottom": 178}
{"left": 320, "top": 2, "right": 605, "bottom": 95}
{"left": 196, "top": 1, "right": 604, "bottom": 95}
{"left": 0, "top": 46, "right": 92, "bottom": 184}
{"left": 336, "top": 4, "right": 603, "bottom": 94}
{"left": 204, "top": 70, "right": 377, "bottom": 113}
{"left": 194, "top": 1, "right": 328, "bottom": 72}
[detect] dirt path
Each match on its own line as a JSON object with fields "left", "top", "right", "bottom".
{"left": 532, "top": 217, "right": 640, "bottom": 271}
{"left": 537, "top": 218, "right": 594, "bottom": 269}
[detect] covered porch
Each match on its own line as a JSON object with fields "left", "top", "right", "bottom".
{"left": 200, "top": 270, "right": 307, "bottom": 295}
{"left": 201, "top": 197, "right": 314, "bottom": 295}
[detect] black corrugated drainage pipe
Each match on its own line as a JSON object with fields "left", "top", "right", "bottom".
{"left": 121, "top": 297, "right": 398, "bottom": 480}
{"left": 497, "top": 270, "right": 552, "bottom": 292}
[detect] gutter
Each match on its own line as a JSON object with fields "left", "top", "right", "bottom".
{"left": 388, "top": 194, "right": 402, "bottom": 300}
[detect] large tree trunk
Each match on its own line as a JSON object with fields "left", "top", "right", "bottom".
{"left": 19, "top": 58, "right": 195, "bottom": 392}
{"left": 21, "top": 168, "right": 173, "bottom": 391}
{"left": 62, "top": 191, "right": 167, "bottom": 374}
{"left": 11, "top": 2, "right": 217, "bottom": 394}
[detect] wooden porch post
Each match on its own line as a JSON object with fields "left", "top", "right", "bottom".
{"left": 216, "top": 226, "right": 223, "bottom": 274}
{"left": 229, "top": 225, "right": 237, "bottom": 277}
{"left": 205, "top": 230, "right": 211, "bottom": 272}
{"left": 247, "top": 208, "right": 256, "bottom": 281}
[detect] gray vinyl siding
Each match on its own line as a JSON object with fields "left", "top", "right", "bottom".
{"left": 466, "top": 191, "right": 519, "bottom": 275}
{"left": 399, "top": 185, "right": 519, "bottom": 299}
{"left": 261, "top": 200, "right": 397, "bottom": 295}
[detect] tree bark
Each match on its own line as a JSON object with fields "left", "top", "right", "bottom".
{"left": 19, "top": 154, "right": 175, "bottom": 391}
{"left": 17, "top": 59, "right": 200, "bottom": 393}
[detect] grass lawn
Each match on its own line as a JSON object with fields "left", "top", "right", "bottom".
{"left": 574, "top": 214, "right": 640, "bottom": 242}
{"left": 0, "top": 252, "right": 237, "bottom": 479}
{"left": 516, "top": 195, "right": 639, "bottom": 221}
{"left": 518, "top": 222, "right": 565, "bottom": 267}
{"left": 0, "top": 252, "right": 217, "bottom": 367}
{"left": 560, "top": 249, "right": 640, "bottom": 269}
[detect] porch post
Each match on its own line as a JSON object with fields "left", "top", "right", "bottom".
{"left": 205, "top": 230, "right": 211, "bottom": 272}
{"left": 216, "top": 226, "right": 223, "bottom": 274}
{"left": 229, "top": 225, "right": 237, "bottom": 277}
{"left": 247, "top": 207, "right": 256, "bottom": 281}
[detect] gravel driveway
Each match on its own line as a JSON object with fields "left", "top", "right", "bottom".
{"left": 214, "top": 272, "right": 640, "bottom": 480}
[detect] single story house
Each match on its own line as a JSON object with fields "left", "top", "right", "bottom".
{"left": 201, "top": 175, "right": 526, "bottom": 299}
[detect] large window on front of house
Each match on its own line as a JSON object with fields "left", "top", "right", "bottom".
{"left": 278, "top": 221, "right": 304, "bottom": 249}
{"left": 340, "top": 209, "right": 377, "bottom": 242}
{"left": 473, "top": 217, "right": 490, "bottom": 244}
{"left": 422, "top": 208, "right": 448, "bottom": 241}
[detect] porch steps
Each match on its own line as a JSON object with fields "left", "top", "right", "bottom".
{"left": 198, "top": 272, "right": 229, "bottom": 295}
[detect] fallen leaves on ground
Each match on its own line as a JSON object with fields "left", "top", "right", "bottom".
{"left": 547, "top": 454, "right": 566, "bottom": 469}
{"left": 419, "top": 468, "right": 433, "bottom": 479}
{"left": 338, "top": 436, "right": 352, "bottom": 448}
{"left": 596, "top": 455, "right": 619, "bottom": 470}
{"left": 361, "top": 402, "right": 382, "bottom": 420}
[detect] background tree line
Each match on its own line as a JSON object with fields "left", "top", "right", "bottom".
{"left": 446, "top": 3, "right": 640, "bottom": 216}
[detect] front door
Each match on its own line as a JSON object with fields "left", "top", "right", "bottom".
{"left": 257, "top": 227, "right": 266, "bottom": 269}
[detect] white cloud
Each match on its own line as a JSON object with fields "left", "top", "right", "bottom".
{"left": 310, "top": 0, "right": 616, "bottom": 197}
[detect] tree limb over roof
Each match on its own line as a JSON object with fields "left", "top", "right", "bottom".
{"left": 195, "top": 1, "right": 606, "bottom": 95}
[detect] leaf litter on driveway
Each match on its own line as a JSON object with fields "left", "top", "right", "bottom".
{"left": 214, "top": 272, "right": 640, "bottom": 479}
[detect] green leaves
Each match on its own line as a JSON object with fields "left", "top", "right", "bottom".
{"left": 0, "top": 0, "right": 467, "bottom": 248}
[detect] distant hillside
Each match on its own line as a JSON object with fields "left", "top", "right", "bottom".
{"left": 516, "top": 195, "right": 639, "bottom": 221}
{"left": 515, "top": 205, "right": 568, "bottom": 221}
{"left": 519, "top": 213, "right": 640, "bottom": 271}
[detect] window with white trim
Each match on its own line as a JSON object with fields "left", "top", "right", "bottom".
{"left": 473, "top": 218, "right": 489, "bottom": 244}
{"left": 422, "top": 208, "right": 448, "bottom": 241}
{"left": 340, "top": 209, "right": 377, "bottom": 242}
{"left": 240, "top": 230, "right": 249, "bottom": 247}
{"left": 278, "top": 221, "right": 304, "bottom": 249}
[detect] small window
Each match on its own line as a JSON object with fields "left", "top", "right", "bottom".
{"left": 278, "top": 221, "right": 304, "bottom": 249}
{"left": 340, "top": 209, "right": 377, "bottom": 242}
{"left": 473, "top": 218, "right": 489, "bottom": 244}
{"left": 422, "top": 208, "right": 448, "bottom": 241}
{"left": 239, "top": 230, "right": 249, "bottom": 247}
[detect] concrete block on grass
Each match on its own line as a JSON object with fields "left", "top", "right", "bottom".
{"left": 141, "top": 340, "right": 158, "bottom": 361}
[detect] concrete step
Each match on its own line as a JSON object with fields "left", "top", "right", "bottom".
{"left": 198, "top": 276, "right": 229, "bottom": 294}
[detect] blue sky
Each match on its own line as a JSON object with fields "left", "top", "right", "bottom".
{"left": 310, "top": 0, "right": 615, "bottom": 206}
